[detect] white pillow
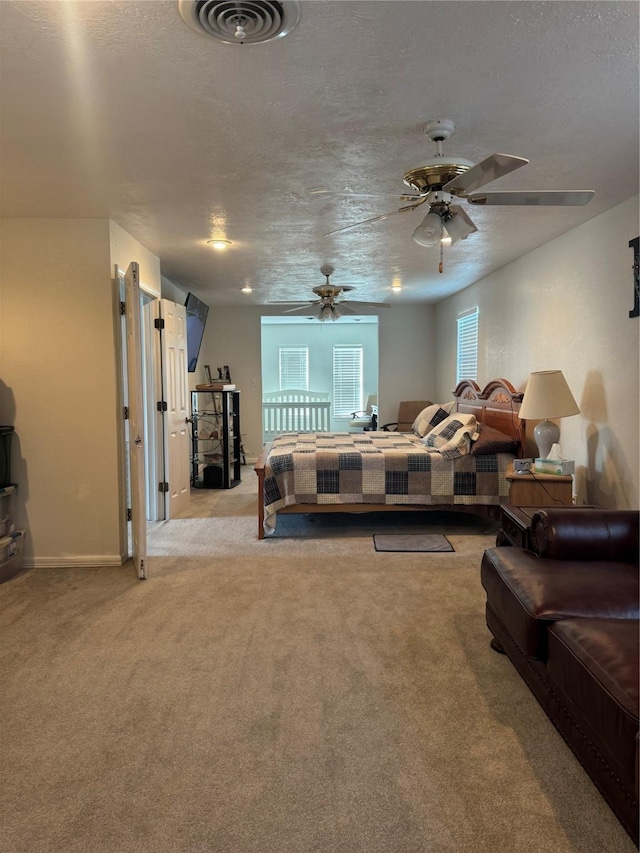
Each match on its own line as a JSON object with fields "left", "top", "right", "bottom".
{"left": 412, "top": 401, "right": 455, "bottom": 437}
{"left": 421, "top": 413, "right": 480, "bottom": 459}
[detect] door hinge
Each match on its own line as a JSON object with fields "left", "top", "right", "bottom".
{"left": 126, "top": 508, "right": 132, "bottom": 522}
{"left": 157, "top": 401, "right": 168, "bottom": 412}
{"left": 154, "top": 318, "right": 165, "bottom": 330}
{"left": 120, "top": 301, "right": 126, "bottom": 315}
{"left": 123, "top": 406, "right": 129, "bottom": 420}
{"left": 159, "top": 482, "right": 169, "bottom": 493}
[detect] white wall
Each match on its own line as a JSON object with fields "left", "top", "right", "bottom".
{"left": 110, "top": 221, "right": 161, "bottom": 296}
{"left": 199, "top": 304, "right": 436, "bottom": 460}
{"left": 434, "top": 195, "right": 640, "bottom": 509}
{"left": 1, "top": 219, "right": 121, "bottom": 565}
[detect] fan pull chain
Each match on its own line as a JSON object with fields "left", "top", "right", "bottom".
{"left": 439, "top": 224, "right": 444, "bottom": 273}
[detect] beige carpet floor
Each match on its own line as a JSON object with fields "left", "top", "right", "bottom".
{"left": 1, "top": 474, "right": 636, "bottom": 852}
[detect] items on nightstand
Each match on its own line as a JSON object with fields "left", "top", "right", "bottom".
{"left": 506, "top": 462, "right": 573, "bottom": 506}
{"left": 534, "top": 458, "right": 575, "bottom": 475}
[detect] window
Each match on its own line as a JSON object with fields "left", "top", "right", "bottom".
{"left": 333, "top": 345, "right": 363, "bottom": 417}
{"left": 279, "top": 347, "right": 308, "bottom": 390}
{"left": 456, "top": 308, "right": 479, "bottom": 383}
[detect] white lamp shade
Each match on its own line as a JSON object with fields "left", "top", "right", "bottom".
{"left": 412, "top": 212, "right": 442, "bottom": 247}
{"left": 518, "top": 370, "right": 580, "bottom": 421}
{"left": 443, "top": 210, "right": 478, "bottom": 244}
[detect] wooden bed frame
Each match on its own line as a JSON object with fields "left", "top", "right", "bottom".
{"left": 254, "top": 378, "right": 524, "bottom": 539}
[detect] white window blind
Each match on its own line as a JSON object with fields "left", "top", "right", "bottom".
{"left": 456, "top": 308, "right": 479, "bottom": 383}
{"left": 333, "top": 346, "right": 363, "bottom": 417}
{"left": 279, "top": 347, "right": 309, "bottom": 390}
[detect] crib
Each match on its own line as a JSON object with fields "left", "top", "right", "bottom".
{"left": 262, "top": 389, "right": 331, "bottom": 441}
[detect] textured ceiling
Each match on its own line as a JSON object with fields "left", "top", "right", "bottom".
{"left": 1, "top": 1, "right": 638, "bottom": 307}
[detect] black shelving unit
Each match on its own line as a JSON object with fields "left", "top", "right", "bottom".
{"left": 190, "top": 390, "right": 241, "bottom": 489}
{"left": 0, "top": 484, "right": 26, "bottom": 583}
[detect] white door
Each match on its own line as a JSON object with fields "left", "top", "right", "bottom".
{"left": 160, "top": 298, "right": 191, "bottom": 517}
{"left": 125, "top": 262, "right": 147, "bottom": 579}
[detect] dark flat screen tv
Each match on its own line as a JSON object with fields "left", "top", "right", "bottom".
{"left": 185, "top": 292, "right": 209, "bottom": 372}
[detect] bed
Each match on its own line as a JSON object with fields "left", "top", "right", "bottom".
{"left": 254, "top": 379, "right": 524, "bottom": 538}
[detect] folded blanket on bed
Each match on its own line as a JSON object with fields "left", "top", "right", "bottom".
{"left": 262, "top": 432, "right": 514, "bottom": 534}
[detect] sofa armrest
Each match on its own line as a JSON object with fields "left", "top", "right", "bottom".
{"left": 532, "top": 509, "right": 639, "bottom": 564}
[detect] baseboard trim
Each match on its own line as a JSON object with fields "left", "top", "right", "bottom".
{"left": 23, "top": 555, "right": 125, "bottom": 569}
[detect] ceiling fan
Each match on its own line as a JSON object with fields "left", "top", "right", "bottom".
{"left": 269, "top": 264, "right": 390, "bottom": 321}
{"left": 315, "top": 119, "right": 595, "bottom": 270}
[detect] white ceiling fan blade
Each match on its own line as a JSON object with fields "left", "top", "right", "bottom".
{"left": 467, "top": 190, "right": 595, "bottom": 206}
{"left": 283, "top": 304, "right": 319, "bottom": 314}
{"left": 311, "top": 188, "right": 422, "bottom": 202}
{"left": 443, "top": 153, "right": 529, "bottom": 195}
{"left": 445, "top": 205, "right": 478, "bottom": 244}
{"left": 324, "top": 200, "right": 427, "bottom": 237}
{"left": 342, "top": 300, "right": 391, "bottom": 309}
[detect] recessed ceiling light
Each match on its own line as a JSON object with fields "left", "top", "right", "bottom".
{"left": 207, "top": 239, "right": 232, "bottom": 250}
{"left": 241, "top": 285, "right": 253, "bottom": 293}
{"left": 391, "top": 277, "right": 402, "bottom": 292}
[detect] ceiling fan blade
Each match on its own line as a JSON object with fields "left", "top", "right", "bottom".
{"left": 336, "top": 302, "right": 359, "bottom": 314}
{"left": 342, "top": 300, "right": 391, "bottom": 309}
{"left": 443, "top": 153, "right": 529, "bottom": 195}
{"left": 445, "top": 205, "right": 478, "bottom": 244}
{"left": 324, "top": 199, "right": 427, "bottom": 237}
{"left": 283, "top": 304, "right": 320, "bottom": 314}
{"left": 467, "top": 190, "right": 595, "bottom": 206}
{"left": 311, "top": 188, "right": 422, "bottom": 202}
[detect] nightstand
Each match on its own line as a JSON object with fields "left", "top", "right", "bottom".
{"left": 506, "top": 463, "right": 573, "bottom": 507}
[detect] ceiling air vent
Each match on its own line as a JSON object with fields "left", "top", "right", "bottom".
{"left": 178, "top": 0, "right": 301, "bottom": 45}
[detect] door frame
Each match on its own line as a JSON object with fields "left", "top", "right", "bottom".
{"left": 123, "top": 262, "right": 147, "bottom": 578}
{"left": 115, "top": 266, "right": 166, "bottom": 569}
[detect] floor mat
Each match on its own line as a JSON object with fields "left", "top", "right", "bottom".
{"left": 373, "top": 533, "right": 454, "bottom": 552}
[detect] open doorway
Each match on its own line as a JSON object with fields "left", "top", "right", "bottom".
{"left": 260, "top": 315, "right": 379, "bottom": 443}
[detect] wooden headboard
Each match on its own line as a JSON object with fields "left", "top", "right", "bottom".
{"left": 453, "top": 378, "right": 524, "bottom": 451}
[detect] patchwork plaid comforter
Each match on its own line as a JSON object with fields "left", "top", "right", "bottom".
{"left": 262, "top": 432, "right": 514, "bottom": 533}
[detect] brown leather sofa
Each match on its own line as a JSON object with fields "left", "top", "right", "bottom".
{"left": 481, "top": 509, "right": 639, "bottom": 844}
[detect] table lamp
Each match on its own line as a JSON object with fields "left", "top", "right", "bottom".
{"left": 518, "top": 370, "right": 580, "bottom": 459}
